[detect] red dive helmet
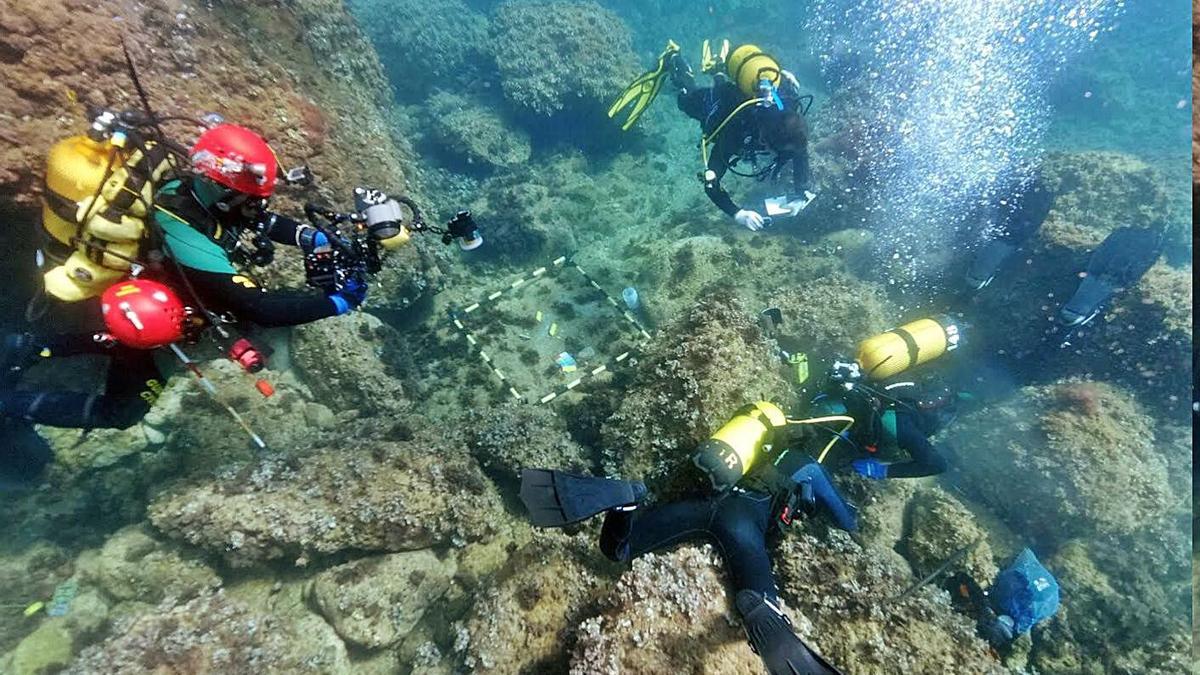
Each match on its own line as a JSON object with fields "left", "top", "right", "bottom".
{"left": 100, "top": 280, "right": 187, "bottom": 349}
{"left": 189, "top": 123, "right": 278, "bottom": 198}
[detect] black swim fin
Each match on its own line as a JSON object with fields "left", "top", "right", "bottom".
{"left": 736, "top": 590, "right": 842, "bottom": 675}
{"left": 519, "top": 469, "right": 646, "bottom": 528}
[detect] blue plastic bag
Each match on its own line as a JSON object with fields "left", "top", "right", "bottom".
{"left": 992, "top": 548, "right": 1059, "bottom": 634}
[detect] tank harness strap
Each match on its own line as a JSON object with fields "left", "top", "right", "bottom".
{"left": 43, "top": 186, "right": 81, "bottom": 225}
{"left": 887, "top": 327, "right": 921, "bottom": 368}
{"left": 731, "top": 48, "right": 774, "bottom": 86}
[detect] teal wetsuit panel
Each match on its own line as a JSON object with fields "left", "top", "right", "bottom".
{"left": 153, "top": 182, "right": 236, "bottom": 274}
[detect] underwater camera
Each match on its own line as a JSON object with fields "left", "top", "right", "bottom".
{"left": 303, "top": 188, "right": 484, "bottom": 293}
{"left": 445, "top": 211, "right": 483, "bottom": 251}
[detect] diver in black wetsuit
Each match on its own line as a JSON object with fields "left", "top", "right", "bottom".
{"left": 0, "top": 124, "right": 366, "bottom": 481}
{"left": 808, "top": 360, "right": 957, "bottom": 480}
{"left": 671, "top": 48, "right": 813, "bottom": 231}
{"left": 521, "top": 420, "right": 854, "bottom": 675}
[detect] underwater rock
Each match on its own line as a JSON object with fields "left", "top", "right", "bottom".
{"left": 459, "top": 532, "right": 607, "bottom": 672}
{"left": 469, "top": 176, "right": 579, "bottom": 262}
{"left": 64, "top": 591, "right": 333, "bottom": 674}
{"left": 290, "top": 311, "right": 408, "bottom": 417}
{"left": 468, "top": 403, "right": 591, "bottom": 481}
{"left": 901, "top": 487, "right": 999, "bottom": 587}
{"left": 147, "top": 432, "right": 503, "bottom": 567}
{"left": 0, "top": 590, "right": 111, "bottom": 675}
{"left": 599, "top": 293, "right": 791, "bottom": 487}
{"left": 773, "top": 529, "right": 1007, "bottom": 675}
{"left": 489, "top": 0, "right": 639, "bottom": 118}
{"left": 0, "top": 541, "right": 73, "bottom": 652}
{"left": 347, "top": 0, "right": 490, "bottom": 97}
{"left": 765, "top": 268, "right": 896, "bottom": 363}
{"left": 942, "top": 380, "right": 1172, "bottom": 543}
{"left": 308, "top": 550, "right": 457, "bottom": 650}
{"left": 2, "top": 620, "right": 75, "bottom": 675}
{"left": 0, "top": 0, "right": 414, "bottom": 211}
{"left": 425, "top": 91, "right": 532, "bottom": 170}
{"left": 74, "top": 525, "right": 221, "bottom": 606}
{"left": 1039, "top": 150, "right": 1171, "bottom": 250}
{"left": 570, "top": 544, "right": 764, "bottom": 674}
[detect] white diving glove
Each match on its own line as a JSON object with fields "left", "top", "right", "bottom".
{"left": 734, "top": 209, "right": 767, "bottom": 231}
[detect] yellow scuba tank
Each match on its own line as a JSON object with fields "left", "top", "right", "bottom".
{"left": 856, "top": 315, "right": 964, "bottom": 381}
{"left": 40, "top": 132, "right": 174, "bottom": 302}
{"left": 693, "top": 401, "right": 788, "bottom": 492}
{"left": 727, "top": 44, "right": 782, "bottom": 100}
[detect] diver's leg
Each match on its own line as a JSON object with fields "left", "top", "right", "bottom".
{"left": 711, "top": 490, "right": 779, "bottom": 598}
{"left": 600, "top": 497, "right": 717, "bottom": 562}
{"left": 0, "top": 346, "right": 162, "bottom": 430}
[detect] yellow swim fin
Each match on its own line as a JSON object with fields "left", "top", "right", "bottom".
{"left": 608, "top": 40, "right": 681, "bottom": 131}
{"left": 701, "top": 38, "right": 729, "bottom": 74}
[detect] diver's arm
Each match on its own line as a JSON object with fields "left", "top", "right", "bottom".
{"left": 792, "top": 146, "right": 811, "bottom": 195}
{"left": 181, "top": 267, "right": 339, "bottom": 327}
{"left": 703, "top": 154, "right": 741, "bottom": 217}
{"left": 255, "top": 211, "right": 325, "bottom": 250}
{"left": 886, "top": 412, "right": 949, "bottom": 478}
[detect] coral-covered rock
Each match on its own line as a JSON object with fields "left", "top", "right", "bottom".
{"left": 570, "top": 545, "right": 764, "bottom": 674}
{"left": 599, "top": 293, "right": 791, "bottom": 486}
{"left": 490, "top": 0, "right": 639, "bottom": 118}
{"left": 1039, "top": 151, "right": 1171, "bottom": 250}
{"left": 425, "top": 91, "right": 532, "bottom": 170}
{"left": 290, "top": 312, "right": 408, "bottom": 417}
{"left": 0, "top": 541, "right": 73, "bottom": 652}
{"left": 773, "top": 529, "right": 1007, "bottom": 675}
{"left": 459, "top": 533, "right": 607, "bottom": 672}
{"left": 307, "top": 550, "right": 457, "bottom": 650}
{"left": 63, "top": 592, "right": 335, "bottom": 674}
{"left": 348, "top": 0, "right": 490, "bottom": 97}
{"left": 0, "top": 0, "right": 412, "bottom": 209}
{"left": 469, "top": 174, "right": 580, "bottom": 262}
{"left": 902, "top": 487, "right": 999, "bottom": 586}
{"left": 941, "top": 380, "right": 1172, "bottom": 543}
{"left": 74, "top": 525, "right": 221, "bottom": 605}
{"left": 147, "top": 432, "right": 503, "bottom": 567}
{"left": 766, "top": 268, "right": 896, "bottom": 362}
{"left": 468, "top": 403, "right": 591, "bottom": 480}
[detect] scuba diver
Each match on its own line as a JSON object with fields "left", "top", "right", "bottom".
{"left": 610, "top": 40, "right": 815, "bottom": 232}
{"left": 0, "top": 119, "right": 368, "bottom": 481}
{"left": 806, "top": 358, "right": 956, "bottom": 480}
{"left": 522, "top": 403, "right": 858, "bottom": 675}
{"left": 964, "top": 170, "right": 1055, "bottom": 291}
{"left": 946, "top": 548, "right": 1060, "bottom": 652}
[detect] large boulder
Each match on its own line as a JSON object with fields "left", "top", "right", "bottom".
{"left": 290, "top": 312, "right": 409, "bottom": 417}
{"left": 489, "top": 1, "right": 639, "bottom": 119}
{"left": 74, "top": 525, "right": 221, "bottom": 606}
{"left": 773, "top": 529, "right": 1008, "bottom": 675}
{"left": 570, "top": 545, "right": 764, "bottom": 674}
{"left": 347, "top": 0, "right": 490, "bottom": 97}
{"left": 599, "top": 293, "right": 791, "bottom": 486}
{"left": 63, "top": 592, "right": 339, "bottom": 675}
{"left": 148, "top": 432, "right": 504, "bottom": 567}
{"left": 307, "top": 550, "right": 457, "bottom": 650}
{"left": 468, "top": 403, "right": 592, "bottom": 480}
{"left": 459, "top": 533, "right": 607, "bottom": 672}
{"left": 941, "top": 380, "right": 1173, "bottom": 544}
{"left": 424, "top": 91, "right": 532, "bottom": 171}
{"left": 901, "top": 488, "right": 999, "bottom": 586}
